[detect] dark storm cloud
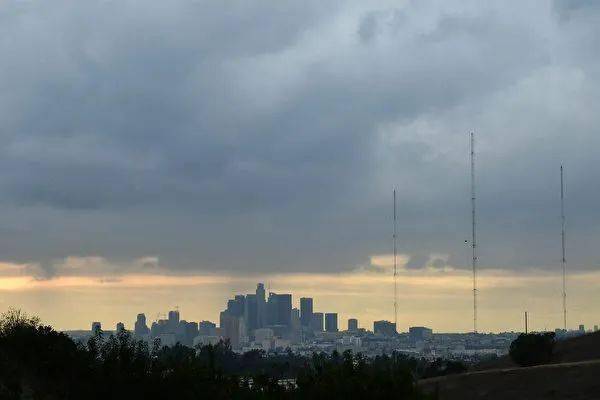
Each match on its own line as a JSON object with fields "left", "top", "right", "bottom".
{"left": 1, "top": 0, "right": 599, "bottom": 277}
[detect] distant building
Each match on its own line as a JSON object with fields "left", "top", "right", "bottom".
{"left": 594, "top": 325, "right": 598, "bottom": 332}
{"left": 158, "top": 333, "right": 177, "bottom": 347}
{"left": 181, "top": 321, "right": 198, "bottom": 346}
{"left": 409, "top": 326, "right": 433, "bottom": 342}
{"left": 91, "top": 322, "right": 102, "bottom": 335}
{"left": 134, "top": 313, "right": 149, "bottom": 337}
{"left": 245, "top": 294, "right": 259, "bottom": 332}
{"left": 347, "top": 318, "right": 358, "bottom": 332}
{"left": 337, "top": 335, "right": 362, "bottom": 352}
{"left": 193, "top": 335, "right": 221, "bottom": 347}
{"left": 325, "top": 313, "right": 338, "bottom": 333}
{"left": 254, "top": 328, "right": 274, "bottom": 342}
{"left": 374, "top": 320, "right": 396, "bottom": 337}
{"left": 151, "top": 319, "right": 169, "bottom": 337}
{"left": 220, "top": 311, "right": 246, "bottom": 349}
{"left": 300, "top": 297, "right": 314, "bottom": 328}
{"left": 267, "top": 293, "right": 292, "bottom": 328}
{"left": 198, "top": 321, "right": 217, "bottom": 336}
{"left": 168, "top": 310, "right": 180, "bottom": 325}
{"left": 311, "top": 313, "right": 324, "bottom": 332}
{"left": 220, "top": 293, "right": 252, "bottom": 347}
{"left": 291, "top": 307, "right": 301, "bottom": 340}
{"left": 256, "top": 283, "right": 266, "bottom": 328}
{"left": 116, "top": 322, "right": 125, "bottom": 333}
{"left": 167, "top": 310, "right": 180, "bottom": 334}
{"left": 267, "top": 325, "right": 289, "bottom": 338}
{"left": 579, "top": 324, "right": 585, "bottom": 333}
{"left": 274, "top": 338, "right": 291, "bottom": 350}
{"left": 227, "top": 295, "right": 246, "bottom": 317}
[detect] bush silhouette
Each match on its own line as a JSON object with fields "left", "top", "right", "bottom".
{"left": 509, "top": 332, "right": 555, "bottom": 366}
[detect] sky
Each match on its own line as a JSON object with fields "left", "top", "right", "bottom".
{"left": 1, "top": 0, "right": 599, "bottom": 332}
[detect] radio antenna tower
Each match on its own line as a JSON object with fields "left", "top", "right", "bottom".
{"left": 560, "top": 165, "right": 567, "bottom": 330}
{"left": 393, "top": 189, "right": 398, "bottom": 330}
{"left": 470, "top": 132, "right": 478, "bottom": 333}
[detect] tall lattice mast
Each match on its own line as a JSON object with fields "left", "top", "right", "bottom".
{"left": 393, "top": 189, "right": 398, "bottom": 330}
{"left": 470, "top": 132, "right": 478, "bottom": 333}
{"left": 561, "top": 165, "right": 567, "bottom": 330}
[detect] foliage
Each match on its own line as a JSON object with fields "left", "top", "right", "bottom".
{"left": 296, "top": 351, "right": 419, "bottom": 399}
{"left": 419, "top": 358, "right": 467, "bottom": 378}
{"left": 0, "top": 309, "right": 440, "bottom": 399}
{"left": 509, "top": 332, "right": 556, "bottom": 367}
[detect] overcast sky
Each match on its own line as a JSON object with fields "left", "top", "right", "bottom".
{"left": 1, "top": 0, "right": 600, "bottom": 282}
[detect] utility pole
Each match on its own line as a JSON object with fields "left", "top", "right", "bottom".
{"left": 525, "top": 311, "right": 528, "bottom": 334}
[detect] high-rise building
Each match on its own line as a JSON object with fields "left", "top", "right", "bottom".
{"left": 267, "top": 292, "right": 292, "bottom": 327}
{"left": 91, "top": 322, "right": 102, "bottom": 335}
{"left": 220, "top": 311, "right": 246, "bottom": 349}
{"left": 256, "top": 283, "right": 266, "bottom": 328}
{"left": 347, "top": 318, "right": 358, "bottom": 332}
{"left": 291, "top": 307, "right": 301, "bottom": 341}
{"left": 325, "top": 313, "right": 338, "bottom": 333}
{"left": 245, "top": 294, "right": 259, "bottom": 332}
{"left": 227, "top": 295, "right": 246, "bottom": 317}
{"left": 168, "top": 310, "right": 179, "bottom": 324}
{"left": 198, "top": 321, "right": 217, "bottom": 336}
{"left": 134, "top": 313, "right": 150, "bottom": 337}
{"left": 300, "top": 297, "right": 314, "bottom": 327}
{"left": 278, "top": 294, "right": 292, "bottom": 327}
{"left": 579, "top": 324, "right": 585, "bottom": 332}
{"left": 311, "top": 313, "right": 324, "bottom": 332}
{"left": 116, "top": 322, "right": 125, "bottom": 333}
{"left": 594, "top": 325, "right": 598, "bottom": 332}
{"left": 408, "top": 326, "right": 432, "bottom": 341}
{"left": 374, "top": 320, "right": 397, "bottom": 337}
{"left": 180, "top": 321, "right": 198, "bottom": 346}
{"left": 151, "top": 319, "right": 169, "bottom": 337}
{"left": 168, "top": 310, "right": 180, "bottom": 332}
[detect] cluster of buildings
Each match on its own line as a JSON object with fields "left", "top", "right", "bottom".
{"left": 85, "top": 283, "right": 400, "bottom": 353}
{"left": 217, "top": 283, "right": 348, "bottom": 350}
{"left": 91, "top": 311, "right": 218, "bottom": 348}
{"left": 79, "top": 282, "right": 599, "bottom": 360}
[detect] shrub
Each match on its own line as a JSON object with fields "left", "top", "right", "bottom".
{"left": 509, "top": 332, "right": 555, "bottom": 366}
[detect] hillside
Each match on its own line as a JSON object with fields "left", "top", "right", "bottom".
{"left": 420, "top": 359, "right": 600, "bottom": 400}
{"left": 553, "top": 331, "right": 600, "bottom": 363}
{"left": 474, "top": 331, "right": 600, "bottom": 370}
{"left": 420, "top": 332, "right": 600, "bottom": 400}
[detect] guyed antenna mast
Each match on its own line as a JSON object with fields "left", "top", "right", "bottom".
{"left": 470, "top": 132, "right": 478, "bottom": 333}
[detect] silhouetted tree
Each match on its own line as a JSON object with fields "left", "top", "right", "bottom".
{"left": 0, "top": 308, "right": 92, "bottom": 399}
{"left": 296, "top": 350, "right": 423, "bottom": 400}
{"left": 509, "top": 332, "right": 556, "bottom": 366}
{"left": 421, "top": 358, "right": 467, "bottom": 378}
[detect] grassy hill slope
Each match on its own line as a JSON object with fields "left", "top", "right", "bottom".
{"left": 420, "top": 332, "right": 600, "bottom": 400}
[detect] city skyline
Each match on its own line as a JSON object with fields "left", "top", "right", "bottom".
{"left": 67, "top": 279, "right": 595, "bottom": 359}
{"left": 1, "top": 1, "right": 600, "bottom": 335}
{"left": 9, "top": 267, "right": 596, "bottom": 334}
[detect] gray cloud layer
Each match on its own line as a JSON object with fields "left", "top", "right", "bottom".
{"left": 1, "top": 0, "right": 599, "bottom": 276}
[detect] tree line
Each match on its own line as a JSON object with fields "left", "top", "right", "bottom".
{"left": 0, "top": 309, "right": 465, "bottom": 399}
